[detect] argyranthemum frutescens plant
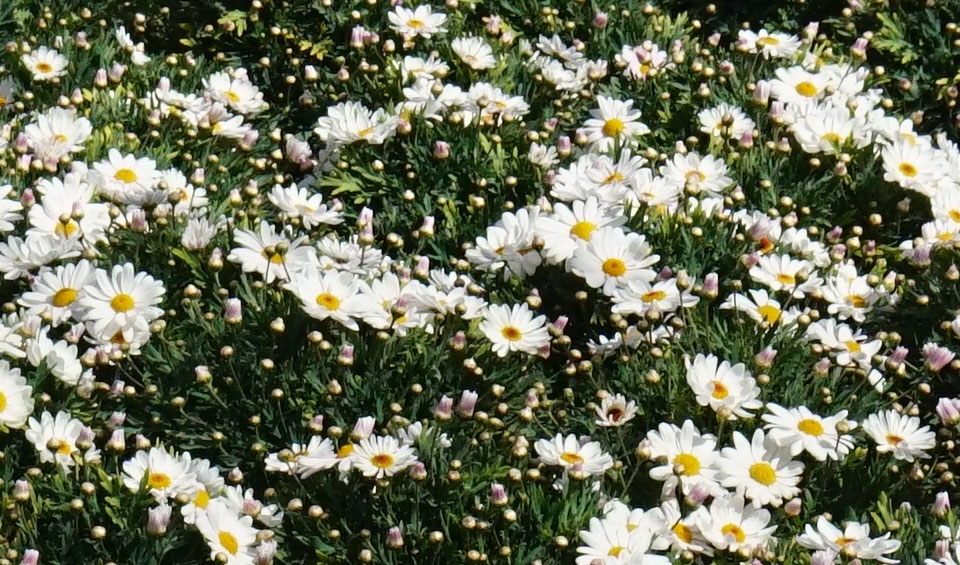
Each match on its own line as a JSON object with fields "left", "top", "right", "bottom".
{"left": 2, "top": 0, "right": 960, "bottom": 564}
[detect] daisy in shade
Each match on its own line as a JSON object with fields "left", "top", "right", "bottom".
{"left": 283, "top": 269, "right": 369, "bottom": 331}
{"left": 693, "top": 493, "right": 776, "bottom": 553}
{"left": 0, "top": 360, "right": 33, "bottom": 429}
{"left": 19, "top": 260, "right": 95, "bottom": 325}
{"left": 881, "top": 138, "right": 941, "bottom": 193}
{"left": 196, "top": 500, "right": 259, "bottom": 565}
{"left": 719, "top": 288, "right": 799, "bottom": 327}
{"left": 228, "top": 222, "right": 316, "bottom": 284}
{"left": 569, "top": 227, "right": 659, "bottom": 295}
{"left": 769, "top": 66, "right": 828, "bottom": 106}
{"left": 77, "top": 263, "right": 165, "bottom": 340}
{"left": 264, "top": 436, "right": 338, "bottom": 479}
{"left": 659, "top": 152, "right": 733, "bottom": 198}
{"left": 762, "top": 403, "right": 856, "bottom": 461}
{"left": 203, "top": 69, "right": 265, "bottom": 115}
{"left": 645, "top": 420, "right": 723, "bottom": 497}
{"left": 862, "top": 409, "right": 935, "bottom": 462}
{"left": 737, "top": 29, "right": 802, "bottom": 59}
{"left": 451, "top": 36, "right": 496, "bottom": 70}
{"left": 749, "top": 254, "right": 822, "bottom": 299}
{"left": 92, "top": 149, "right": 161, "bottom": 204}
{"left": 718, "top": 429, "right": 804, "bottom": 508}
{"left": 594, "top": 393, "right": 638, "bottom": 427}
{"left": 479, "top": 302, "right": 549, "bottom": 357}
{"left": 122, "top": 447, "right": 198, "bottom": 502}
{"left": 536, "top": 198, "right": 626, "bottom": 264}
{"left": 797, "top": 517, "right": 901, "bottom": 563}
{"left": 25, "top": 410, "right": 87, "bottom": 470}
{"left": 21, "top": 46, "right": 68, "bottom": 81}
{"left": 535, "top": 434, "right": 613, "bottom": 477}
{"left": 268, "top": 183, "right": 343, "bottom": 229}
{"left": 685, "top": 353, "right": 762, "bottom": 420}
{"left": 582, "top": 95, "right": 650, "bottom": 152}
{"left": 698, "top": 103, "right": 755, "bottom": 140}
{"left": 350, "top": 435, "right": 418, "bottom": 479}
{"left": 388, "top": 4, "right": 447, "bottom": 39}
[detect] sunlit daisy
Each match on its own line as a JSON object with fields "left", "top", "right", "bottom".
{"left": 762, "top": 403, "right": 856, "bottom": 461}
{"left": 718, "top": 429, "right": 804, "bottom": 508}
{"left": 862, "top": 409, "right": 935, "bottom": 462}
{"left": 479, "top": 302, "right": 549, "bottom": 357}
{"left": 350, "top": 435, "right": 418, "bottom": 479}
{"left": 535, "top": 433, "right": 613, "bottom": 477}
{"left": 122, "top": 447, "right": 198, "bottom": 502}
{"left": 685, "top": 353, "right": 762, "bottom": 420}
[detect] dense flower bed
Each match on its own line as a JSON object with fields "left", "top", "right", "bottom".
{"left": 1, "top": 0, "right": 960, "bottom": 563}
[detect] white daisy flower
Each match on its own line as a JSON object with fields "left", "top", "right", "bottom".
{"left": 451, "top": 36, "right": 496, "bottom": 70}
{"left": 0, "top": 360, "right": 33, "bottom": 429}
{"left": 582, "top": 95, "right": 650, "bottom": 152}
{"left": 228, "top": 222, "right": 316, "bottom": 283}
{"left": 659, "top": 152, "right": 733, "bottom": 198}
{"left": 594, "top": 393, "right": 638, "bottom": 427}
{"left": 77, "top": 263, "right": 165, "bottom": 341}
{"left": 203, "top": 69, "right": 265, "bottom": 115}
{"left": 92, "top": 148, "right": 161, "bottom": 204}
{"left": 315, "top": 101, "right": 399, "bottom": 146}
{"left": 479, "top": 302, "right": 549, "bottom": 357}
{"left": 749, "top": 254, "right": 822, "bottom": 298}
{"left": 350, "top": 435, "right": 418, "bottom": 479}
{"left": 388, "top": 4, "right": 447, "bottom": 39}
{"left": 24, "top": 107, "right": 93, "bottom": 161}
{"left": 862, "top": 409, "right": 935, "bottom": 462}
{"left": 719, "top": 288, "right": 799, "bottom": 327}
{"left": 21, "top": 46, "right": 68, "bottom": 81}
{"left": 535, "top": 198, "right": 625, "bottom": 264}
{"left": 122, "top": 447, "right": 198, "bottom": 502}
{"left": 283, "top": 269, "right": 370, "bottom": 331}
{"left": 798, "top": 517, "right": 901, "bottom": 564}
{"left": 197, "top": 499, "right": 259, "bottom": 565}
{"left": 718, "top": 429, "right": 804, "bottom": 508}
{"left": 534, "top": 433, "right": 613, "bottom": 477}
{"left": 268, "top": 183, "right": 343, "bottom": 229}
{"left": 738, "top": 29, "right": 802, "bottom": 59}
{"left": 685, "top": 353, "right": 762, "bottom": 420}
{"left": 25, "top": 410, "right": 89, "bottom": 470}
{"left": 645, "top": 419, "right": 723, "bottom": 497}
{"left": 19, "top": 260, "right": 95, "bottom": 325}
{"left": 693, "top": 493, "right": 776, "bottom": 553}
{"left": 698, "top": 103, "right": 755, "bottom": 139}
{"left": 762, "top": 403, "right": 856, "bottom": 461}
{"left": 568, "top": 227, "right": 659, "bottom": 295}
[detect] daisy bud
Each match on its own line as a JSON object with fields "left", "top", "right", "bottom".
{"left": 336, "top": 68, "right": 350, "bottom": 82}
{"left": 924, "top": 343, "right": 955, "bottom": 372}
{"left": 195, "top": 365, "right": 212, "bottom": 383}
{"left": 108, "top": 411, "right": 126, "bottom": 429}
{"left": 228, "top": 467, "right": 244, "bottom": 483}
{"left": 811, "top": 550, "right": 834, "bottom": 565}
{"left": 224, "top": 298, "right": 243, "bottom": 325}
{"left": 13, "top": 480, "right": 30, "bottom": 501}
{"left": 108, "top": 429, "right": 126, "bottom": 452}
{"left": 830, "top": 244, "right": 847, "bottom": 261}
{"left": 130, "top": 209, "right": 148, "bottom": 233}
{"left": 458, "top": 390, "right": 479, "bottom": 418}
{"left": 755, "top": 347, "right": 778, "bottom": 369}
{"left": 412, "top": 256, "right": 430, "bottom": 279}
{"left": 833, "top": 161, "right": 848, "bottom": 177}
{"left": 77, "top": 426, "right": 95, "bottom": 448}
{"left": 255, "top": 540, "right": 277, "bottom": 565}
{"left": 352, "top": 416, "right": 375, "bottom": 440}
{"left": 490, "top": 483, "right": 508, "bottom": 506}
{"left": 741, "top": 252, "right": 760, "bottom": 269}
{"left": 784, "top": 497, "right": 802, "bottom": 517}
{"left": 94, "top": 68, "right": 108, "bottom": 87}
{"left": 544, "top": 170, "right": 557, "bottom": 186}
{"left": 935, "top": 540, "right": 951, "bottom": 560}
{"left": 937, "top": 398, "right": 960, "bottom": 425}
{"left": 75, "top": 31, "right": 89, "bottom": 48}
{"left": 398, "top": 118, "right": 412, "bottom": 135}
{"left": 550, "top": 315, "right": 569, "bottom": 336}
{"left": 242, "top": 497, "right": 262, "bottom": 517}
{"left": 20, "top": 188, "right": 35, "bottom": 208}
{"left": 435, "top": 395, "right": 454, "bottom": 420}
{"left": 350, "top": 26, "right": 366, "bottom": 48}
{"left": 592, "top": 11, "right": 608, "bottom": 28}
{"left": 851, "top": 36, "right": 868, "bottom": 59}
{"left": 738, "top": 131, "right": 754, "bottom": 149}
{"left": 109, "top": 63, "right": 125, "bottom": 82}
{"left": 574, "top": 128, "right": 589, "bottom": 146}
{"left": 814, "top": 357, "right": 831, "bottom": 375}
{"left": 449, "top": 331, "right": 467, "bottom": 351}
{"left": 684, "top": 482, "right": 711, "bottom": 506}
{"left": 386, "top": 527, "right": 404, "bottom": 549}
{"left": 754, "top": 80, "right": 771, "bottom": 106}
{"left": 410, "top": 461, "right": 428, "bottom": 481}
{"left": 911, "top": 244, "right": 932, "bottom": 267}
{"left": 933, "top": 491, "right": 952, "bottom": 518}
{"left": 14, "top": 133, "right": 28, "bottom": 153}
{"left": 719, "top": 60, "right": 735, "bottom": 75}
{"left": 147, "top": 503, "right": 172, "bottom": 536}
{"left": 420, "top": 216, "right": 436, "bottom": 238}
{"left": 337, "top": 343, "right": 355, "bottom": 366}
{"left": 240, "top": 130, "right": 259, "bottom": 151}
{"left": 556, "top": 135, "right": 571, "bottom": 157}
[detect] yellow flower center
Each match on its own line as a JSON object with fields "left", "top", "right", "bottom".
{"left": 560, "top": 452, "right": 584, "bottom": 465}
{"left": 673, "top": 452, "right": 701, "bottom": 476}
{"left": 195, "top": 489, "right": 210, "bottom": 509}
{"left": 795, "top": 81, "right": 819, "bottom": 97}
{"left": 847, "top": 295, "right": 866, "bottom": 308}
{"left": 0, "top": 97, "right": 6, "bottom": 107}
{"left": 316, "top": 293, "right": 341, "bottom": 311}
{"left": 569, "top": 221, "right": 596, "bottom": 240}
{"left": 408, "top": 18, "right": 425, "bottom": 28}
{"left": 673, "top": 522, "right": 694, "bottom": 543}
{"left": 757, "top": 305, "right": 781, "bottom": 323}
{"left": 501, "top": 326, "right": 522, "bottom": 342}
{"left": 797, "top": 418, "right": 824, "bottom": 436}
{"left": 36, "top": 62, "right": 53, "bottom": 73}
{"left": 114, "top": 168, "right": 139, "bottom": 184}
{"left": 110, "top": 293, "right": 135, "bottom": 313}
{"left": 602, "top": 258, "right": 627, "bottom": 277}
{"left": 0, "top": 391, "right": 6, "bottom": 412}
{"left": 886, "top": 434, "right": 903, "bottom": 446}
{"left": 53, "top": 134, "right": 69, "bottom": 143}
{"left": 356, "top": 126, "right": 375, "bottom": 138}
{"left": 57, "top": 442, "right": 73, "bottom": 455}
{"left": 219, "top": 531, "right": 239, "bottom": 555}
{"left": 721, "top": 523, "right": 746, "bottom": 544}
{"left": 602, "top": 118, "right": 625, "bottom": 137}
{"left": 640, "top": 63, "right": 651, "bottom": 74}
{"left": 52, "top": 287, "right": 78, "bottom": 307}
{"left": 844, "top": 340, "right": 861, "bottom": 353}
{"left": 949, "top": 210, "right": 960, "bottom": 222}
{"left": 147, "top": 473, "right": 172, "bottom": 489}
{"left": 608, "top": 546, "right": 624, "bottom": 557}
{"left": 685, "top": 170, "right": 707, "bottom": 184}
{"left": 757, "top": 36, "right": 781, "bottom": 46}
{"left": 821, "top": 133, "right": 843, "bottom": 145}
{"left": 337, "top": 443, "right": 354, "bottom": 458}
{"left": 899, "top": 162, "right": 918, "bottom": 178}
{"left": 602, "top": 171, "right": 625, "bottom": 185}
{"left": 749, "top": 462, "right": 777, "bottom": 486}
{"left": 371, "top": 454, "right": 395, "bottom": 468}
{"left": 226, "top": 90, "right": 240, "bottom": 103}
{"left": 711, "top": 380, "right": 729, "bottom": 399}
{"left": 776, "top": 273, "right": 796, "bottom": 285}
{"left": 641, "top": 290, "right": 666, "bottom": 303}
{"left": 55, "top": 219, "right": 79, "bottom": 238}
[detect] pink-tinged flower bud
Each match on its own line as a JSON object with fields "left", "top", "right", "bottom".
{"left": 924, "top": 343, "right": 955, "bottom": 372}
{"left": 353, "top": 416, "right": 375, "bottom": 439}
{"left": 574, "top": 128, "right": 589, "bottom": 146}
{"left": 754, "top": 80, "right": 771, "bottom": 106}
{"left": 433, "top": 140, "right": 450, "bottom": 160}
{"left": 195, "top": 365, "right": 212, "bottom": 383}
{"left": 851, "top": 37, "right": 868, "bottom": 59}
{"left": 227, "top": 467, "right": 244, "bottom": 483}
{"left": 457, "top": 390, "right": 479, "bottom": 418}
{"left": 136, "top": 434, "right": 151, "bottom": 450}
{"left": 708, "top": 32, "right": 721, "bottom": 46}
{"left": 755, "top": 347, "right": 778, "bottom": 369}
{"left": 525, "top": 389, "right": 540, "bottom": 408}
{"left": 14, "top": 133, "right": 29, "bottom": 153}
{"left": 129, "top": 209, "right": 148, "bottom": 233}
{"left": 804, "top": 21, "right": 820, "bottom": 40}
{"left": 420, "top": 215, "right": 435, "bottom": 237}
{"left": 485, "top": 15, "right": 502, "bottom": 35}
{"left": 224, "top": 298, "right": 242, "bottom": 325}
{"left": 358, "top": 206, "right": 374, "bottom": 227}
{"left": 935, "top": 540, "right": 951, "bottom": 561}
{"left": 739, "top": 131, "right": 754, "bottom": 149}
{"left": 147, "top": 503, "right": 172, "bottom": 536}
{"left": 242, "top": 497, "right": 262, "bottom": 517}
{"left": 719, "top": 60, "right": 735, "bottom": 75}
{"left": 110, "top": 379, "right": 125, "bottom": 397}
{"left": 937, "top": 398, "right": 960, "bottom": 426}
{"left": 684, "top": 482, "right": 711, "bottom": 506}
{"left": 19, "top": 188, "right": 35, "bottom": 208}
{"left": 94, "top": 68, "right": 108, "bottom": 88}
{"left": 360, "top": 223, "right": 374, "bottom": 245}
{"left": 410, "top": 461, "right": 428, "bottom": 481}
{"left": 239, "top": 130, "right": 259, "bottom": 151}
{"left": 413, "top": 256, "right": 430, "bottom": 279}
{"left": 338, "top": 344, "right": 355, "bottom": 366}
{"left": 544, "top": 170, "right": 557, "bottom": 186}
{"left": 310, "top": 415, "right": 324, "bottom": 432}
{"left": 189, "top": 168, "right": 205, "bottom": 186}
{"left": 550, "top": 315, "right": 569, "bottom": 336}
{"left": 75, "top": 31, "right": 89, "bottom": 48}
{"left": 78, "top": 426, "right": 95, "bottom": 445}
{"left": 770, "top": 101, "right": 786, "bottom": 121}
{"left": 934, "top": 491, "right": 951, "bottom": 518}
{"left": 702, "top": 272, "right": 719, "bottom": 297}
{"left": 109, "top": 63, "right": 125, "bottom": 82}
{"left": 386, "top": 526, "right": 405, "bottom": 549}
{"left": 813, "top": 357, "right": 831, "bottom": 375}
{"left": 334, "top": 68, "right": 350, "bottom": 83}
{"left": 741, "top": 252, "right": 760, "bottom": 269}
{"left": 591, "top": 11, "right": 608, "bottom": 28}
{"left": 19, "top": 550, "right": 39, "bottom": 565}
{"left": 888, "top": 346, "right": 908, "bottom": 366}
{"left": 911, "top": 245, "right": 932, "bottom": 267}
{"left": 747, "top": 218, "right": 771, "bottom": 242}
{"left": 784, "top": 497, "right": 802, "bottom": 517}
{"left": 811, "top": 550, "right": 834, "bottom": 565}
{"left": 365, "top": 31, "right": 379, "bottom": 45}
{"left": 255, "top": 540, "right": 277, "bottom": 565}
{"left": 435, "top": 395, "right": 454, "bottom": 420}
{"left": 398, "top": 269, "right": 412, "bottom": 284}
{"left": 108, "top": 429, "right": 126, "bottom": 452}
{"left": 304, "top": 65, "right": 319, "bottom": 82}
{"left": 13, "top": 479, "right": 30, "bottom": 501}
{"left": 830, "top": 244, "right": 847, "bottom": 261}
{"left": 490, "top": 482, "right": 508, "bottom": 506}
{"left": 15, "top": 154, "right": 31, "bottom": 172}
{"left": 351, "top": 26, "right": 366, "bottom": 49}
{"left": 556, "top": 135, "right": 571, "bottom": 157}
{"left": 449, "top": 330, "right": 467, "bottom": 351}
{"left": 537, "top": 343, "right": 551, "bottom": 359}
{"left": 109, "top": 411, "right": 126, "bottom": 429}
